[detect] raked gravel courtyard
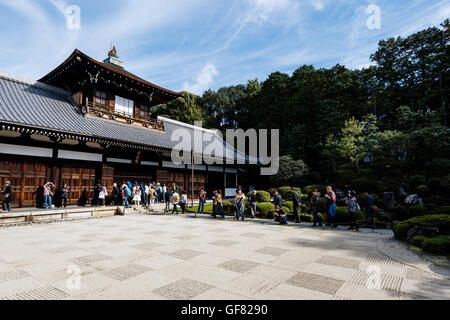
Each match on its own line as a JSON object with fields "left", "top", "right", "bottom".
{"left": 0, "top": 212, "right": 449, "bottom": 300}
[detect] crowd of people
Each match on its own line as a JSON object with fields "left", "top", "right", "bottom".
{"left": 1, "top": 180, "right": 377, "bottom": 230}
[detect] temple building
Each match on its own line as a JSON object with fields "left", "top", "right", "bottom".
{"left": 0, "top": 48, "right": 244, "bottom": 208}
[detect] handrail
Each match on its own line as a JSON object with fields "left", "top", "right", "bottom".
{"left": 85, "top": 101, "right": 164, "bottom": 131}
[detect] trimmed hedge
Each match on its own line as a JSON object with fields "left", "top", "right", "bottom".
{"left": 393, "top": 214, "right": 450, "bottom": 241}
{"left": 246, "top": 190, "right": 271, "bottom": 203}
{"left": 256, "top": 203, "right": 275, "bottom": 218}
{"left": 278, "top": 186, "right": 302, "bottom": 201}
{"left": 409, "top": 206, "right": 428, "bottom": 218}
{"left": 303, "top": 185, "right": 326, "bottom": 196}
{"left": 411, "top": 235, "right": 428, "bottom": 248}
{"left": 356, "top": 193, "right": 380, "bottom": 207}
{"left": 335, "top": 207, "right": 365, "bottom": 223}
{"left": 422, "top": 236, "right": 450, "bottom": 255}
{"left": 437, "top": 206, "right": 450, "bottom": 215}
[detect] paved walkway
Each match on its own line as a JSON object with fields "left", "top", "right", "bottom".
{"left": 0, "top": 213, "right": 449, "bottom": 300}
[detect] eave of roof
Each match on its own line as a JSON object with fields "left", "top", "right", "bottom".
{"left": 39, "top": 49, "right": 183, "bottom": 98}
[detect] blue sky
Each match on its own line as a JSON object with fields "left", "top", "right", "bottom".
{"left": 0, "top": 0, "right": 448, "bottom": 95}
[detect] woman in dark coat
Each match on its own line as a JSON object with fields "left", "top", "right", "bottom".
{"left": 1, "top": 181, "right": 13, "bottom": 212}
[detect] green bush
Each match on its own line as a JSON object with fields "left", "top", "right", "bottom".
{"left": 282, "top": 206, "right": 291, "bottom": 214}
{"left": 393, "top": 214, "right": 450, "bottom": 241}
{"left": 356, "top": 193, "right": 380, "bottom": 207}
{"left": 411, "top": 175, "right": 426, "bottom": 188}
{"left": 303, "top": 185, "right": 326, "bottom": 196}
{"left": 334, "top": 207, "right": 365, "bottom": 223}
{"left": 284, "top": 201, "right": 293, "bottom": 212}
{"left": 390, "top": 204, "right": 410, "bottom": 221}
{"left": 422, "top": 236, "right": 450, "bottom": 255}
{"left": 278, "top": 186, "right": 302, "bottom": 201}
{"left": 437, "top": 206, "right": 450, "bottom": 215}
{"left": 352, "top": 178, "right": 372, "bottom": 193}
{"left": 256, "top": 203, "right": 276, "bottom": 218}
{"left": 416, "top": 185, "right": 429, "bottom": 198}
{"left": 223, "top": 201, "right": 234, "bottom": 214}
{"left": 409, "top": 206, "right": 428, "bottom": 218}
{"left": 411, "top": 235, "right": 428, "bottom": 248}
{"left": 427, "top": 178, "right": 441, "bottom": 194}
{"left": 246, "top": 190, "right": 271, "bottom": 203}
{"left": 267, "top": 188, "right": 278, "bottom": 195}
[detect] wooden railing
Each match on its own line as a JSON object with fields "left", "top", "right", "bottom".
{"left": 85, "top": 101, "right": 164, "bottom": 131}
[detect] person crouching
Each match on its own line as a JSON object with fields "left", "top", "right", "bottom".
{"left": 274, "top": 205, "right": 288, "bottom": 225}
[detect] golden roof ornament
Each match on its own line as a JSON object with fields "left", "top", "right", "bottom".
{"left": 108, "top": 45, "right": 118, "bottom": 59}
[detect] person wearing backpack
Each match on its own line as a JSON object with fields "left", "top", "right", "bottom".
{"left": 121, "top": 182, "right": 130, "bottom": 208}
{"left": 346, "top": 191, "right": 360, "bottom": 231}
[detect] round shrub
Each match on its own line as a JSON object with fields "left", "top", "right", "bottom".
{"left": 303, "top": 185, "right": 326, "bottom": 196}
{"left": 416, "top": 185, "right": 429, "bottom": 198}
{"left": 411, "top": 235, "right": 428, "bottom": 248}
{"left": 410, "top": 175, "right": 426, "bottom": 188}
{"left": 356, "top": 193, "right": 380, "bottom": 207}
{"left": 334, "top": 207, "right": 364, "bottom": 223}
{"left": 426, "top": 178, "right": 441, "bottom": 194}
{"left": 409, "top": 206, "right": 428, "bottom": 218}
{"left": 267, "top": 188, "right": 278, "bottom": 195}
{"left": 284, "top": 201, "right": 293, "bottom": 212}
{"left": 422, "top": 236, "right": 450, "bottom": 255}
{"left": 223, "top": 201, "right": 234, "bottom": 214}
{"left": 278, "top": 186, "right": 302, "bottom": 201}
{"left": 282, "top": 206, "right": 291, "bottom": 214}
{"left": 256, "top": 203, "right": 275, "bottom": 218}
{"left": 246, "top": 190, "right": 271, "bottom": 203}
{"left": 393, "top": 214, "right": 450, "bottom": 241}
{"left": 352, "top": 178, "right": 372, "bottom": 193}
{"left": 390, "top": 204, "right": 410, "bottom": 221}
{"left": 437, "top": 206, "right": 450, "bottom": 215}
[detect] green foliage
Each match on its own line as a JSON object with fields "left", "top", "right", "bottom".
{"left": 411, "top": 235, "right": 428, "bottom": 248}
{"left": 277, "top": 186, "right": 303, "bottom": 201}
{"left": 393, "top": 215, "right": 450, "bottom": 241}
{"left": 416, "top": 185, "right": 429, "bottom": 198}
{"left": 284, "top": 201, "right": 293, "bottom": 212}
{"left": 303, "top": 185, "right": 327, "bottom": 196}
{"left": 352, "top": 178, "right": 372, "bottom": 192}
{"left": 427, "top": 178, "right": 442, "bottom": 194}
{"left": 282, "top": 206, "right": 291, "bottom": 214}
{"left": 256, "top": 203, "right": 276, "bottom": 218}
{"left": 410, "top": 175, "right": 426, "bottom": 188}
{"left": 422, "top": 236, "right": 450, "bottom": 255}
{"left": 356, "top": 193, "right": 380, "bottom": 206}
{"left": 409, "top": 206, "right": 428, "bottom": 218}
{"left": 246, "top": 190, "right": 271, "bottom": 203}
{"left": 270, "top": 157, "right": 309, "bottom": 187}
{"left": 334, "top": 207, "right": 365, "bottom": 223}
{"left": 437, "top": 206, "right": 450, "bottom": 215}
{"left": 390, "top": 204, "right": 410, "bottom": 221}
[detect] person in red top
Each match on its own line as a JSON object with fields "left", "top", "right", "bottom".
{"left": 197, "top": 188, "right": 207, "bottom": 214}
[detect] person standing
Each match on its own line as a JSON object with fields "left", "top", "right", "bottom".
{"left": 290, "top": 187, "right": 301, "bottom": 223}
{"left": 133, "top": 186, "right": 141, "bottom": 210}
{"left": 180, "top": 191, "right": 188, "bottom": 214}
{"left": 112, "top": 183, "right": 121, "bottom": 205}
{"left": 60, "top": 183, "right": 70, "bottom": 208}
{"left": 216, "top": 190, "right": 224, "bottom": 219}
{"left": 162, "top": 184, "right": 167, "bottom": 206}
{"left": 1, "top": 181, "right": 12, "bottom": 213}
{"left": 364, "top": 191, "right": 375, "bottom": 229}
{"left": 121, "top": 182, "right": 129, "bottom": 209}
{"left": 249, "top": 190, "right": 257, "bottom": 219}
{"left": 212, "top": 189, "right": 218, "bottom": 218}
{"left": 98, "top": 184, "right": 108, "bottom": 207}
{"left": 347, "top": 191, "right": 360, "bottom": 231}
{"left": 274, "top": 205, "right": 288, "bottom": 225}
{"left": 93, "top": 181, "right": 101, "bottom": 207}
{"left": 310, "top": 189, "right": 322, "bottom": 227}
{"left": 325, "top": 186, "right": 337, "bottom": 228}
{"left": 197, "top": 188, "right": 207, "bottom": 214}
{"left": 43, "top": 182, "right": 55, "bottom": 209}
{"left": 164, "top": 187, "right": 172, "bottom": 213}
{"left": 234, "top": 189, "right": 246, "bottom": 221}
{"left": 172, "top": 189, "right": 180, "bottom": 215}
{"left": 157, "top": 183, "right": 162, "bottom": 203}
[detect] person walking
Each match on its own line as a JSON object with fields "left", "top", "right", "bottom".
{"left": 112, "top": 183, "right": 121, "bottom": 206}
{"left": 121, "top": 182, "right": 130, "bottom": 208}
{"left": 157, "top": 183, "right": 162, "bottom": 203}
{"left": 290, "top": 187, "right": 301, "bottom": 223}
{"left": 43, "top": 182, "right": 55, "bottom": 209}
{"left": 60, "top": 183, "right": 70, "bottom": 208}
{"left": 180, "top": 191, "right": 188, "bottom": 214}
{"left": 310, "top": 189, "right": 322, "bottom": 227}
{"left": 347, "top": 191, "right": 360, "bottom": 231}
{"left": 364, "top": 191, "right": 375, "bottom": 229}
{"left": 234, "top": 189, "right": 246, "bottom": 221}
{"left": 273, "top": 191, "right": 283, "bottom": 208}
{"left": 164, "top": 187, "right": 172, "bottom": 213}
{"left": 1, "top": 181, "right": 12, "bottom": 213}
{"left": 216, "top": 190, "right": 224, "bottom": 219}
{"left": 162, "top": 184, "right": 167, "bottom": 206}
{"left": 197, "top": 188, "right": 207, "bottom": 214}
{"left": 133, "top": 186, "right": 141, "bottom": 210}
{"left": 172, "top": 189, "right": 180, "bottom": 215}
{"left": 249, "top": 190, "right": 257, "bottom": 219}
{"left": 325, "top": 186, "right": 337, "bottom": 228}
{"left": 98, "top": 184, "right": 108, "bottom": 207}
{"left": 274, "top": 205, "right": 288, "bottom": 225}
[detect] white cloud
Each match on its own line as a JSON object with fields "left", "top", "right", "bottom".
{"left": 311, "top": 0, "right": 325, "bottom": 11}
{"left": 183, "top": 63, "right": 219, "bottom": 95}
{"left": 246, "top": 0, "right": 300, "bottom": 24}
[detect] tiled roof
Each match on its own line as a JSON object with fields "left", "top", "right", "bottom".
{"left": 0, "top": 72, "right": 251, "bottom": 163}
